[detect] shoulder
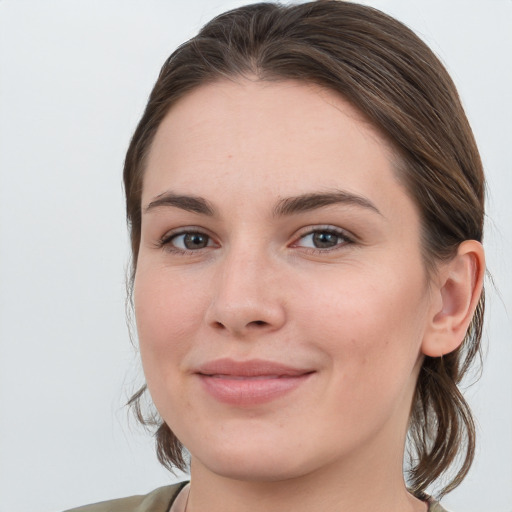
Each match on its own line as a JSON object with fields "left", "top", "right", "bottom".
{"left": 413, "top": 490, "right": 451, "bottom": 512}
{"left": 63, "top": 482, "right": 187, "bottom": 512}
{"left": 429, "top": 499, "right": 452, "bottom": 512}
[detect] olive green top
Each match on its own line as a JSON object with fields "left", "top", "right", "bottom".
{"left": 63, "top": 483, "right": 186, "bottom": 512}
{"left": 63, "top": 481, "right": 450, "bottom": 512}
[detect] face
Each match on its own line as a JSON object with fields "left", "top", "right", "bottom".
{"left": 134, "top": 79, "right": 436, "bottom": 482}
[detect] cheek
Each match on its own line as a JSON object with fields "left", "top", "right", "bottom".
{"left": 313, "top": 275, "right": 427, "bottom": 430}
{"left": 133, "top": 265, "right": 207, "bottom": 377}
{"left": 295, "top": 260, "right": 428, "bottom": 376}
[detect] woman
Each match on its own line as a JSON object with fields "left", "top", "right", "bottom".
{"left": 67, "top": 1, "right": 485, "bottom": 511}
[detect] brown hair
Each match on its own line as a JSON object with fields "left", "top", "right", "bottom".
{"left": 125, "top": 0, "right": 484, "bottom": 498}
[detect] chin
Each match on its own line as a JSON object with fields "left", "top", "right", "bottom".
{"left": 188, "top": 433, "right": 331, "bottom": 483}
{"left": 194, "top": 455, "right": 312, "bottom": 483}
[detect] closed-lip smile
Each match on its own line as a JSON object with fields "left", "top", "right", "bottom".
{"left": 194, "top": 358, "right": 315, "bottom": 406}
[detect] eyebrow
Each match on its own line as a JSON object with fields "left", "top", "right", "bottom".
{"left": 273, "top": 190, "right": 381, "bottom": 217}
{"left": 144, "top": 192, "right": 215, "bottom": 216}
{"left": 143, "top": 189, "right": 381, "bottom": 217}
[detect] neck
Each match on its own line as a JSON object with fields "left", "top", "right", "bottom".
{"left": 185, "top": 443, "right": 427, "bottom": 512}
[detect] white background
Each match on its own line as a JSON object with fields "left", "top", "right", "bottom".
{"left": 0, "top": 1, "right": 511, "bottom": 511}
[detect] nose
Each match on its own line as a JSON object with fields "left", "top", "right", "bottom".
{"left": 205, "top": 245, "right": 286, "bottom": 337}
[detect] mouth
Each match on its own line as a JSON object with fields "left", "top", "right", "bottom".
{"left": 195, "top": 358, "right": 315, "bottom": 406}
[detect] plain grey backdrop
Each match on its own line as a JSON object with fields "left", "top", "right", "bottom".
{"left": 0, "top": 1, "right": 511, "bottom": 511}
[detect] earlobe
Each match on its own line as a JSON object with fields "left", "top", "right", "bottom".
{"left": 422, "top": 240, "right": 485, "bottom": 357}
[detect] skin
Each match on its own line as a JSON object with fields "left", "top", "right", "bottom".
{"left": 134, "top": 78, "right": 449, "bottom": 512}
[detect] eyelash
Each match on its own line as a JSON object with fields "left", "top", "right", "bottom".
{"left": 156, "top": 226, "right": 355, "bottom": 255}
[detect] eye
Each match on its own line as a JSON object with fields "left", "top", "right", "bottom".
{"left": 294, "top": 228, "right": 352, "bottom": 250}
{"left": 160, "top": 231, "right": 215, "bottom": 252}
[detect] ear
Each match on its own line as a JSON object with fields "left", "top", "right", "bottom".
{"left": 422, "top": 240, "right": 485, "bottom": 357}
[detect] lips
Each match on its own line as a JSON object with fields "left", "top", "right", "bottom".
{"left": 195, "top": 358, "right": 315, "bottom": 406}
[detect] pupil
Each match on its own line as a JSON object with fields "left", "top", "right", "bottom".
{"left": 184, "top": 233, "right": 208, "bottom": 249}
{"left": 313, "top": 232, "right": 338, "bottom": 248}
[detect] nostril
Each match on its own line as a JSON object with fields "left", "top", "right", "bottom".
{"left": 251, "top": 320, "right": 268, "bottom": 327}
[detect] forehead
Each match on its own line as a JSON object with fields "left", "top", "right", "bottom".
{"left": 142, "top": 78, "right": 407, "bottom": 215}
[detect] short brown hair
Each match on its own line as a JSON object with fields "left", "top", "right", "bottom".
{"left": 125, "top": 0, "right": 484, "bottom": 497}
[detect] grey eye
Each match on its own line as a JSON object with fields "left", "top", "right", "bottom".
{"left": 311, "top": 231, "right": 341, "bottom": 248}
{"left": 297, "top": 229, "right": 348, "bottom": 249}
{"left": 172, "top": 232, "right": 211, "bottom": 250}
